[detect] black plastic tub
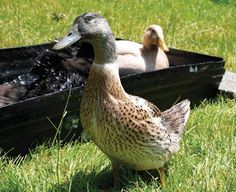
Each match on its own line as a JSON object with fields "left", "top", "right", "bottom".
{"left": 0, "top": 42, "right": 225, "bottom": 156}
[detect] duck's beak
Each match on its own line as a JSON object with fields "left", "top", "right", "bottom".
{"left": 52, "top": 24, "right": 81, "bottom": 50}
{"left": 158, "top": 39, "right": 169, "bottom": 52}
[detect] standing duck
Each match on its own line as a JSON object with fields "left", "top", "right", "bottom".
{"left": 116, "top": 24, "right": 169, "bottom": 75}
{"left": 53, "top": 13, "right": 190, "bottom": 188}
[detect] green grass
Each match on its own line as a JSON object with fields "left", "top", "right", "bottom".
{"left": 0, "top": 98, "right": 235, "bottom": 192}
{"left": 0, "top": 0, "right": 236, "bottom": 191}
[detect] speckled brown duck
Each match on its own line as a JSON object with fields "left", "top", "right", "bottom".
{"left": 53, "top": 12, "right": 190, "bottom": 188}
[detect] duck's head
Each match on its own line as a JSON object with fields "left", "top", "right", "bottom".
{"left": 53, "top": 13, "right": 117, "bottom": 64}
{"left": 143, "top": 25, "right": 169, "bottom": 52}
{"left": 53, "top": 13, "right": 114, "bottom": 50}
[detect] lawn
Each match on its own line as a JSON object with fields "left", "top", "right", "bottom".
{"left": 0, "top": 0, "right": 236, "bottom": 191}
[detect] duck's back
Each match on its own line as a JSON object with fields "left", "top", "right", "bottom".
{"left": 115, "top": 40, "right": 142, "bottom": 56}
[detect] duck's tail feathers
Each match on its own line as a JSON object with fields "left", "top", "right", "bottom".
{"left": 162, "top": 99, "right": 190, "bottom": 136}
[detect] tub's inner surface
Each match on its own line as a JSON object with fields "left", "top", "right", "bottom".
{"left": 0, "top": 41, "right": 223, "bottom": 108}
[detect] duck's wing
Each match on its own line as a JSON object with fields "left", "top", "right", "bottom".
{"left": 115, "top": 40, "right": 142, "bottom": 56}
{"left": 127, "top": 95, "right": 190, "bottom": 136}
{"left": 129, "top": 95, "right": 161, "bottom": 118}
{"left": 116, "top": 54, "right": 146, "bottom": 75}
{"left": 112, "top": 95, "right": 190, "bottom": 157}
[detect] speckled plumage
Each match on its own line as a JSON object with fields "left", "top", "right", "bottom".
{"left": 53, "top": 12, "right": 190, "bottom": 187}
{"left": 80, "top": 63, "right": 189, "bottom": 171}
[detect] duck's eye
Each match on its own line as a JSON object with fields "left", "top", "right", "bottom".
{"left": 85, "top": 15, "right": 94, "bottom": 23}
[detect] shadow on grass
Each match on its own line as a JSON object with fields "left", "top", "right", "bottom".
{"left": 48, "top": 165, "right": 168, "bottom": 192}
{"left": 48, "top": 166, "right": 113, "bottom": 192}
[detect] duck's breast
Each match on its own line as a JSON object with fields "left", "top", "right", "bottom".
{"left": 155, "top": 48, "right": 169, "bottom": 70}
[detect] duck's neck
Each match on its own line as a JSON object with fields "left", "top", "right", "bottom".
{"left": 142, "top": 40, "right": 157, "bottom": 51}
{"left": 85, "top": 34, "right": 127, "bottom": 100}
{"left": 92, "top": 33, "right": 117, "bottom": 64}
{"left": 86, "top": 63, "right": 127, "bottom": 100}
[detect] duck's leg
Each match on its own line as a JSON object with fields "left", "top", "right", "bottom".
{"left": 111, "top": 161, "right": 120, "bottom": 189}
{"left": 157, "top": 167, "right": 166, "bottom": 188}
